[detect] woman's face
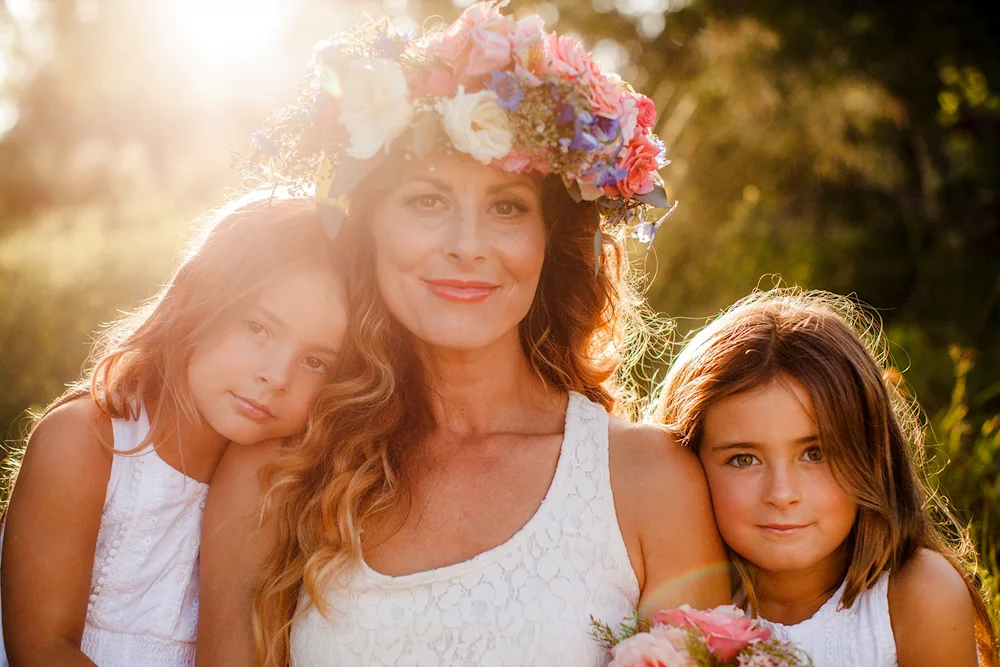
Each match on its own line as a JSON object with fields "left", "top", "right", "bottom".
{"left": 368, "top": 155, "right": 547, "bottom": 352}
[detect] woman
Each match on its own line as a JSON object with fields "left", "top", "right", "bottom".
{"left": 197, "top": 4, "right": 729, "bottom": 665}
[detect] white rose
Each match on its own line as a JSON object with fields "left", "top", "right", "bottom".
{"left": 439, "top": 89, "right": 513, "bottom": 165}
{"left": 338, "top": 58, "right": 414, "bottom": 160}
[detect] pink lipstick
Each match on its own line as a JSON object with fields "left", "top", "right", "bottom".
{"left": 423, "top": 278, "right": 499, "bottom": 304}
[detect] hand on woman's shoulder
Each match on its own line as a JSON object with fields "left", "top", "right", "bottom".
{"left": 889, "top": 548, "right": 979, "bottom": 667}
{"left": 607, "top": 419, "right": 730, "bottom": 616}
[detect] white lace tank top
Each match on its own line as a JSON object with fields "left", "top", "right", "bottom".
{"left": 0, "top": 406, "right": 208, "bottom": 667}
{"left": 289, "top": 391, "right": 640, "bottom": 667}
{"left": 758, "top": 572, "right": 897, "bottom": 667}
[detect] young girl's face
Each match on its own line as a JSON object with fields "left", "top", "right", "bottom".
{"left": 187, "top": 263, "right": 348, "bottom": 445}
{"left": 698, "top": 374, "right": 857, "bottom": 575}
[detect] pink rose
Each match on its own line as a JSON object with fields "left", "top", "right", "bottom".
{"left": 635, "top": 93, "right": 657, "bottom": 130}
{"left": 543, "top": 32, "right": 593, "bottom": 78}
{"left": 618, "top": 94, "right": 639, "bottom": 143}
{"left": 497, "top": 149, "right": 532, "bottom": 173}
{"left": 543, "top": 32, "right": 620, "bottom": 117}
{"left": 608, "top": 628, "right": 695, "bottom": 667}
{"left": 615, "top": 131, "right": 661, "bottom": 198}
{"left": 654, "top": 605, "right": 772, "bottom": 662}
{"left": 428, "top": 0, "right": 513, "bottom": 79}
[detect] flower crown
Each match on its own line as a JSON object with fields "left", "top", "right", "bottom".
{"left": 244, "top": 0, "right": 676, "bottom": 248}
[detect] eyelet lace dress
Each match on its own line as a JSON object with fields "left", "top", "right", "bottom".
{"left": 758, "top": 572, "right": 897, "bottom": 667}
{"left": 0, "top": 406, "right": 208, "bottom": 667}
{"left": 289, "top": 391, "right": 641, "bottom": 667}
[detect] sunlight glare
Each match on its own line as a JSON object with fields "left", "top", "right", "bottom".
{"left": 159, "top": 0, "right": 285, "bottom": 68}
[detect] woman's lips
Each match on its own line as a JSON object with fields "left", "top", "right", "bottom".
{"left": 231, "top": 392, "right": 275, "bottom": 423}
{"left": 423, "top": 279, "right": 500, "bottom": 303}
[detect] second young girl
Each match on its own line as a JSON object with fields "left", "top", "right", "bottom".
{"left": 656, "top": 289, "right": 996, "bottom": 667}
{"left": 0, "top": 193, "right": 349, "bottom": 667}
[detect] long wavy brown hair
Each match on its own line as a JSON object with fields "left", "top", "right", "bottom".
{"left": 251, "top": 173, "right": 663, "bottom": 665}
{"left": 654, "top": 288, "right": 997, "bottom": 664}
{"left": 4, "top": 193, "right": 344, "bottom": 489}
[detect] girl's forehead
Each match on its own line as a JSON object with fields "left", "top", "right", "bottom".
{"left": 702, "top": 376, "right": 819, "bottom": 443}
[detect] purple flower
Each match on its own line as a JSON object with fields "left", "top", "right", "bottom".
{"left": 567, "top": 110, "right": 599, "bottom": 152}
{"left": 594, "top": 116, "right": 620, "bottom": 143}
{"left": 586, "top": 161, "right": 627, "bottom": 188}
{"left": 252, "top": 131, "right": 279, "bottom": 158}
{"left": 487, "top": 70, "right": 525, "bottom": 111}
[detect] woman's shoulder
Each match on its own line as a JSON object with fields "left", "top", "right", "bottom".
{"left": 204, "top": 440, "right": 285, "bottom": 524}
{"left": 888, "top": 548, "right": 978, "bottom": 665}
{"left": 607, "top": 417, "right": 703, "bottom": 485}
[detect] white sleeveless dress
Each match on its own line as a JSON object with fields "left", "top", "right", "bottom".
{"left": 758, "top": 572, "right": 897, "bottom": 667}
{"left": 289, "top": 391, "right": 640, "bottom": 667}
{"left": 0, "top": 407, "right": 207, "bottom": 667}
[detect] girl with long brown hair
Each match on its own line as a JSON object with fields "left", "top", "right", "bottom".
{"left": 197, "top": 4, "right": 731, "bottom": 665}
{"left": 655, "top": 288, "right": 997, "bottom": 667}
{"left": 0, "top": 194, "right": 349, "bottom": 667}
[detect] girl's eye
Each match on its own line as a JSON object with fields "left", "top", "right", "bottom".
{"left": 726, "top": 453, "right": 759, "bottom": 468}
{"left": 492, "top": 199, "right": 528, "bottom": 217}
{"left": 802, "top": 446, "right": 824, "bottom": 463}
{"left": 303, "top": 356, "right": 329, "bottom": 373}
{"left": 246, "top": 320, "right": 268, "bottom": 338}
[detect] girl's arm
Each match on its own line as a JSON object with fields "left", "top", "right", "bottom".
{"left": 2, "top": 399, "right": 112, "bottom": 667}
{"left": 196, "top": 441, "right": 282, "bottom": 667}
{"left": 889, "top": 548, "right": 979, "bottom": 667}
{"left": 609, "top": 420, "right": 731, "bottom": 617}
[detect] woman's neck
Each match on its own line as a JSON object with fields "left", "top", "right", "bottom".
{"left": 752, "top": 544, "right": 849, "bottom": 625}
{"left": 415, "top": 329, "right": 562, "bottom": 437}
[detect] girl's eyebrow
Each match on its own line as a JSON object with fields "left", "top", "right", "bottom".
{"left": 256, "top": 306, "right": 341, "bottom": 356}
{"left": 709, "top": 434, "right": 820, "bottom": 452}
{"left": 709, "top": 441, "right": 759, "bottom": 453}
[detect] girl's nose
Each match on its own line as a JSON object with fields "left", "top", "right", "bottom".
{"left": 762, "top": 464, "right": 802, "bottom": 509}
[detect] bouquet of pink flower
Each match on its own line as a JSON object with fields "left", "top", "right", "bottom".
{"left": 591, "top": 605, "right": 813, "bottom": 667}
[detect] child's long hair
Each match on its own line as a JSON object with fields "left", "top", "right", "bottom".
{"left": 655, "top": 288, "right": 997, "bottom": 664}
{"left": 20, "top": 192, "right": 344, "bottom": 460}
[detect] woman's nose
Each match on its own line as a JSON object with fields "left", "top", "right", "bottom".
{"left": 442, "top": 207, "right": 487, "bottom": 264}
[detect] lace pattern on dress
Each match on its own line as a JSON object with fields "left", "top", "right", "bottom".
{"left": 289, "top": 391, "right": 640, "bottom": 667}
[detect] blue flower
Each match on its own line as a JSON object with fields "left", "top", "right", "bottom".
{"left": 252, "top": 131, "right": 279, "bottom": 158}
{"left": 487, "top": 70, "right": 525, "bottom": 111}
{"left": 632, "top": 221, "right": 658, "bottom": 247}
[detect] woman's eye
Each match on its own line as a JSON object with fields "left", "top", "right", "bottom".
{"left": 492, "top": 199, "right": 527, "bottom": 217}
{"left": 304, "top": 356, "right": 329, "bottom": 373}
{"left": 246, "top": 320, "right": 267, "bottom": 338}
{"left": 802, "top": 446, "right": 824, "bottom": 463}
{"left": 408, "top": 194, "right": 447, "bottom": 211}
{"left": 727, "top": 453, "right": 758, "bottom": 468}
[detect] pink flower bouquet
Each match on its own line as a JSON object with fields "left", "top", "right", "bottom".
{"left": 592, "top": 605, "right": 813, "bottom": 667}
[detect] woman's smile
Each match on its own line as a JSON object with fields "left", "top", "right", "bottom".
{"left": 422, "top": 278, "right": 501, "bottom": 303}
